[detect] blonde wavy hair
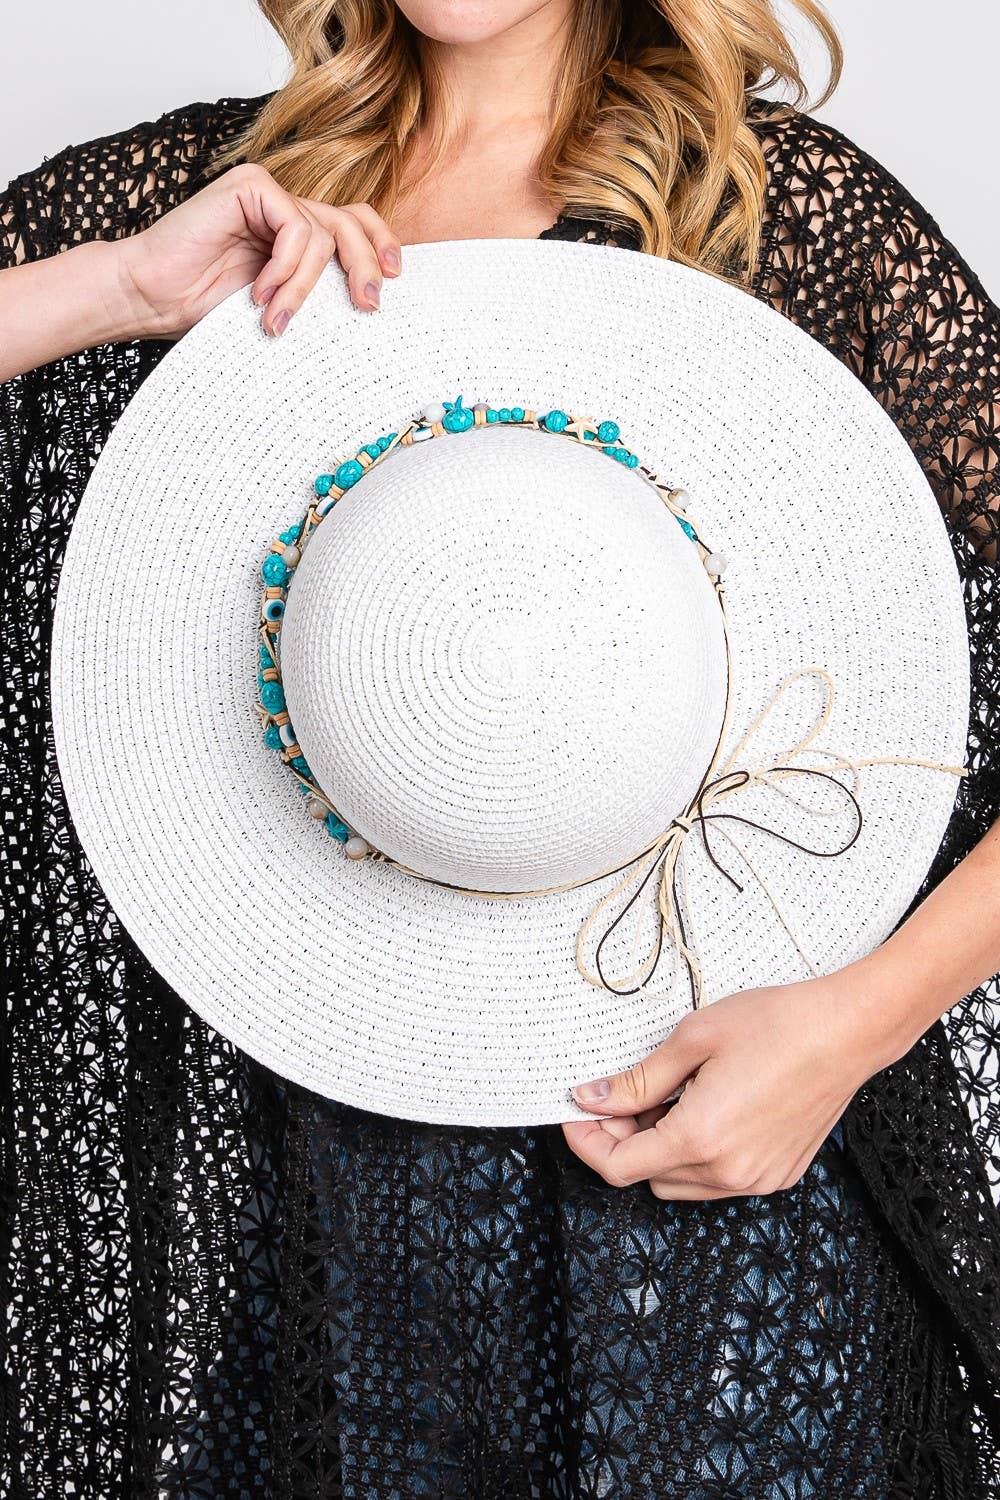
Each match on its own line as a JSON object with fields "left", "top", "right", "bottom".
{"left": 213, "top": 0, "right": 841, "bottom": 285}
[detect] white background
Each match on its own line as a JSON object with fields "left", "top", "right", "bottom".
{"left": 2, "top": 0, "right": 997, "bottom": 300}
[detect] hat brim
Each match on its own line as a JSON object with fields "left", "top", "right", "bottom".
{"left": 51, "top": 240, "right": 969, "bottom": 1124}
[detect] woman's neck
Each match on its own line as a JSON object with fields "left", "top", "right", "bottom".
{"left": 391, "top": 1, "right": 575, "bottom": 244}
{"left": 417, "top": 0, "right": 573, "bottom": 143}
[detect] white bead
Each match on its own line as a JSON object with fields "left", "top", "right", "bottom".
{"left": 472, "top": 402, "right": 489, "bottom": 413}
{"left": 345, "top": 836, "right": 370, "bottom": 861}
{"left": 281, "top": 544, "right": 301, "bottom": 567}
{"left": 306, "top": 797, "right": 328, "bottom": 821}
{"left": 422, "top": 401, "right": 446, "bottom": 425}
{"left": 412, "top": 426, "right": 435, "bottom": 443}
{"left": 316, "top": 494, "right": 337, "bottom": 516}
{"left": 704, "top": 551, "right": 728, "bottom": 576}
{"left": 672, "top": 488, "right": 690, "bottom": 507}
{"left": 279, "top": 723, "right": 296, "bottom": 747}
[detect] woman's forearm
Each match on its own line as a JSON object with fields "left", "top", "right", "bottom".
{"left": 854, "top": 814, "right": 1000, "bottom": 1066}
{"left": 0, "top": 238, "right": 146, "bottom": 383}
{"left": 0, "top": 165, "right": 402, "bottom": 387}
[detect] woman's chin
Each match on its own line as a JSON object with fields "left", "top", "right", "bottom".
{"left": 394, "top": 0, "right": 554, "bottom": 47}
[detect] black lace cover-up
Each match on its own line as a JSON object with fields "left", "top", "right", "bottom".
{"left": 2, "top": 93, "right": 999, "bottom": 1499}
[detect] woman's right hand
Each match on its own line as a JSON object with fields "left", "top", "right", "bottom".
{"left": 116, "top": 162, "right": 403, "bottom": 340}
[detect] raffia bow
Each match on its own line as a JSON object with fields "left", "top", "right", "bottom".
{"left": 575, "top": 665, "right": 969, "bottom": 1003}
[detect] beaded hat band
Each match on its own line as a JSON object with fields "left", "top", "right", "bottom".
{"left": 256, "top": 395, "right": 725, "bottom": 849}
{"left": 256, "top": 395, "right": 965, "bottom": 1009}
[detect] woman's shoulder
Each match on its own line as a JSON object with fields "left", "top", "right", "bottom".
{"left": 747, "top": 95, "right": 918, "bottom": 219}
{"left": 744, "top": 95, "right": 995, "bottom": 310}
{"left": 745, "top": 95, "right": 960, "bottom": 263}
{"left": 1, "top": 92, "right": 273, "bottom": 266}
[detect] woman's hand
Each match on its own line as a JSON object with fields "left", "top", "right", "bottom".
{"left": 116, "top": 162, "right": 403, "bottom": 340}
{"left": 0, "top": 162, "right": 404, "bottom": 383}
{"left": 563, "top": 960, "right": 920, "bottom": 1200}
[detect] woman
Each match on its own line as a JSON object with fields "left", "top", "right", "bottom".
{"left": 2, "top": 2, "right": 999, "bottom": 1496}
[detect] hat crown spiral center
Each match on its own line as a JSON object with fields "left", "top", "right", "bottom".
{"left": 279, "top": 425, "right": 728, "bottom": 892}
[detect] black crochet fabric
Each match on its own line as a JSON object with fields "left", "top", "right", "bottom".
{"left": 2, "top": 92, "right": 1000, "bottom": 1499}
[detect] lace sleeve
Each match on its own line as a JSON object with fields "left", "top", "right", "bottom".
{"left": 858, "top": 180, "right": 1000, "bottom": 561}
{"left": 831, "top": 145, "right": 1000, "bottom": 1233}
{"left": 753, "top": 106, "right": 1000, "bottom": 563}
{"left": 0, "top": 94, "right": 268, "bottom": 268}
{"left": 0, "top": 193, "right": 27, "bottom": 269}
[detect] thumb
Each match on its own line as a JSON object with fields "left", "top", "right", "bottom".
{"left": 570, "top": 1013, "right": 710, "bottom": 1114}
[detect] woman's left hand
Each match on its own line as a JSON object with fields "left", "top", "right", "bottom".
{"left": 562, "top": 961, "right": 919, "bottom": 1200}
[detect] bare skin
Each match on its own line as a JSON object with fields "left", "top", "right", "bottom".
{"left": 568, "top": 820, "right": 1000, "bottom": 1199}
{"left": 3, "top": 0, "right": 999, "bottom": 1201}
{"left": 0, "top": 0, "right": 571, "bottom": 379}
{"left": 389, "top": 0, "right": 570, "bottom": 242}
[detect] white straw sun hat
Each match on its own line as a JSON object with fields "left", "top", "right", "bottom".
{"left": 51, "top": 238, "right": 970, "bottom": 1126}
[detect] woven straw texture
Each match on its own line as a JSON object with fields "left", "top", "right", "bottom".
{"left": 50, "top": 239, "right": 969, "bottom": 1125}
{"left": 283, "top": 426, "right": 727, "bottom": 891}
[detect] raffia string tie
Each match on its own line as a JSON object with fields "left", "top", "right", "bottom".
{"left": 575, "top": 666, "right": 968, "bottom": 1003}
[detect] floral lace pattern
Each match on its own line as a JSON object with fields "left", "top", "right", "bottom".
{"left": 2, "top": 93, "right": 999, "bottom": 1498}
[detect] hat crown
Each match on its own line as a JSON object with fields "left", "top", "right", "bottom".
{"left": 280, "top": 425, "right": 728, "bottom": 891}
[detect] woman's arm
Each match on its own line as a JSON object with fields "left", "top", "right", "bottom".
{"left": 0, "top": 161, "right": 404, "bottom": 384}
{"left": 858, "top": 816, "right": 1000, "bottom": 1054}
{"left": 565, "top": 812, "right": 1000, "bottom": 1200}
{"left": 566, "top": 135, "right": 1000, "bottom": 1198}
{"left": 0, "top": 237, "right": 148, "bottom": 381}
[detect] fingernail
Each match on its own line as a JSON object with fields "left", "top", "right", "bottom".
{"left": 383, "top": 247, "right": 400, "bottom": 273}
{"left": 256, "top": 285, "right": 276, "bottom": 307}
{"left": 572, "top": 1079, "right": 611, "bottom": 1105}
{"left": 273, "top": 309, "right": 291, "bottom": 336}
{"left": 364, "top": 280, "right": 380, "bottom": 309}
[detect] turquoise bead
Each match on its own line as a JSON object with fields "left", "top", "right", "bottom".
{"left": 334, "top": 458, "right": 365, "bottom": 489}
{"left": 291, "top": 755, "right": 310, "bottom": 774}
{"left": 363, "top": 443, "right": 381, "bottom": 461}
{"left": 260, "top": 680, "right": 286, "bottom": 714}
{"left": 386, "top": 432, "right": 397, "bottom": 443}
{"left": 486, "top": 409, "right": 500, "bottom": 423}
{"left": 677, "top": 516, "right": 697, "bottom": 540}
{"left": 499, "top": 408, "right": 511, "bottom": 422}
{"left": 263, "top": 724, "right": 282, "bottom": 751}
{"left": 543, "top": 409, "right": 568, "bottom": 433}
{"left": 261, "top": 553, "right": 288, "bottom": 586}
{"left": 626, "top": 453, "right": 639, "bottom": 468}
{"left": 326, "top": 814, "right": 350, "bottom": 843}
{"left": 511, "top": 406, "right": 525, "bottom": 421}
{"left": 597, "top": 420, "right": 620, "bottom": 444}
{"left": 315, "top": 474, "right": 334, "bottom": 496}
{"left": 259, "top": 643, "right": 272, "bottom": 666}
{"left": 279, "top": 526, "right": 300, "bottom": 545}
{"left": 377, "top": 434, "right": 392, "bottom": 451}
{"left": 602, "top": 445, "right": 619, "bottom": 459}
{"left": 442, "top": 396, "right": 474, "bottom": 432}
